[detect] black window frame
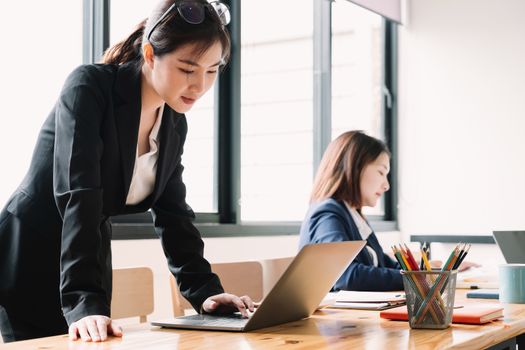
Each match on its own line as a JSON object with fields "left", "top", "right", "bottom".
{"left": 82, "top": 0, "right": 398, "bottom": 239}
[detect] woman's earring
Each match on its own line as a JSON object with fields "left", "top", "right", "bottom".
{"left": 143, "top": 43, "right": 155, "bottom": 68}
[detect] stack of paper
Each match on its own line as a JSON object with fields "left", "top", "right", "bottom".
{"left": 456, "top": 267, "right": 498, "bottom": 289}
{"left": 325, "top": 291, "right": 406, "bottom": 310}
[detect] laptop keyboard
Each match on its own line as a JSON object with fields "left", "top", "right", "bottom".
{"left": 180, "top": 313, "right": 250, "bottom": 327}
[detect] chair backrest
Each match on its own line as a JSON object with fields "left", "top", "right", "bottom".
{"left": 111, "top": 267, "right": 154, "bottom": 323}
{"left": 170, "top": 261, "right": 264, "bottom": 316}
{"left": 259, "top": 256, "right": 294, "bottom": 297}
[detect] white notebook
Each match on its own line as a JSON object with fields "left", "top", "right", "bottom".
{"left": 326, "top": 291, "right": 406, "bottom": 310}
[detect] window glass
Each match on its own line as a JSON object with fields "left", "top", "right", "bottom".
{"left": 241, "top": 0, "right": 314, "bottom": 221}
{"left": 332, "top": 1, "right": 385, "bottom": 216}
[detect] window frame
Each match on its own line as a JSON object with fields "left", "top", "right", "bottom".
{"left": 84, "top": 0, "right": 397, "bottom": 239}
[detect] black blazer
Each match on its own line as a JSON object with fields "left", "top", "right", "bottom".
{"left": 0, "top": 62, "right": 223, "bottom": 325}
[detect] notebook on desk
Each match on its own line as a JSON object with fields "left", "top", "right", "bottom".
{"left": 380, "top": 304, "right": 504, "bottom": 324}
{"left": 456, "top": 266, "right": 498, "bottom": 289}
{"left": 151, "top": 240, "right": 366, "bottom": 332}
{"left": 466, "top": 289, "right": 499, "bottom": 300}
{"left": 326, "top": 291, "right": 406, "bottom": 310}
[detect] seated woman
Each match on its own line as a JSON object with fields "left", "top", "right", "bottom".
{"left": 299, "top": 130, "right": 401, "bottom": 291}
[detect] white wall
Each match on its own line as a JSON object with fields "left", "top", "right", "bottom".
{"left": 398, "top": 0, "right": 525, "bottom": 236}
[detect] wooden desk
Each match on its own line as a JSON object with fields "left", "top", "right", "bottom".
{"left": 2, "top": 291, "right": 525, "bottom": 350}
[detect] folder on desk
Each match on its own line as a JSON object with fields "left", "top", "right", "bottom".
{"left": 327, "top": 291, "right": 406, "bottom": 310}
{"left": 466, "top": 289, "right": 499, "bottom": 300}
{"left": 380, "top": 304, "right": 504, "bottom": 324}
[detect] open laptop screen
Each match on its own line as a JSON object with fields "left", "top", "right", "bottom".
{"left": 493, "top": 231, "right": 525, "bottom": 263}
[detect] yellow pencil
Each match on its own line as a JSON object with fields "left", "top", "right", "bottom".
{"left": 421, "top": 248, "right": 432, "bottom": 271}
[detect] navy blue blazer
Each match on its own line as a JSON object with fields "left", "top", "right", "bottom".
{"left": 299, "top": 198, "right": 403, "bottom": 291}
{"left": 0, "top": 62, "right": 223, "bottom": 326}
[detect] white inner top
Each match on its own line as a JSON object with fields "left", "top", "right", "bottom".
{"left": 345, "top": 203, "right": 378, "bottom": 267}
{"left": 125, "top": 105, "right": 164, "bottom": 205}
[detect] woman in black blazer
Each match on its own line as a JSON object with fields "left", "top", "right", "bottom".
{"left": 0, "top": 0, "right": 253, "bottom": 343}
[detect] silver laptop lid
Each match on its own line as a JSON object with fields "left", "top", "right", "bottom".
{"left": 493, "top": 230, "right": 525, "bottom": 263}
{"left": 243, "top": 240, "right": 366, "bottom": 331}
{"left": 151, "top": 240, "right": 365, "bottom": 332}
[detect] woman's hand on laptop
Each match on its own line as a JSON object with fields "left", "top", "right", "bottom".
{"left": 68, "top": 315, "right": 123, "bottom": 342}
{"left": 202, "top": 293, "right": 255, "bottom": 317}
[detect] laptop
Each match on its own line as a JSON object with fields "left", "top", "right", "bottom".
{"left": 151, "top": 240, "right": 366, "bottom": 331}
{"left": 493, "top": 230, "right": 525, "bottom": 263}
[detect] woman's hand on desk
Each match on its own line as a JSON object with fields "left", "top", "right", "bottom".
{"left": 202, "top": 293, "right": 255, "bottom": 317}
{"left": 68, "top": 315, "right": 123, "bottom": 342}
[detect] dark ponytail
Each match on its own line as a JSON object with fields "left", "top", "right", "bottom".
{"left": 102, "top": 19, "right": 146, "bottom": 65}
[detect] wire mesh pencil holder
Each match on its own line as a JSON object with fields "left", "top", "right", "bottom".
{"left": 401, "top": 270, "right": 457, "bottom": 329}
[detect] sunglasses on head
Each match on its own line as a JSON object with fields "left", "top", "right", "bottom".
{"left": 147, "top": 0, "right": 231, "bottom": 42}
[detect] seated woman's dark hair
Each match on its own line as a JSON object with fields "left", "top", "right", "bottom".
{"left": 310, "top": 130, "right": 390, "bottom": 208}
